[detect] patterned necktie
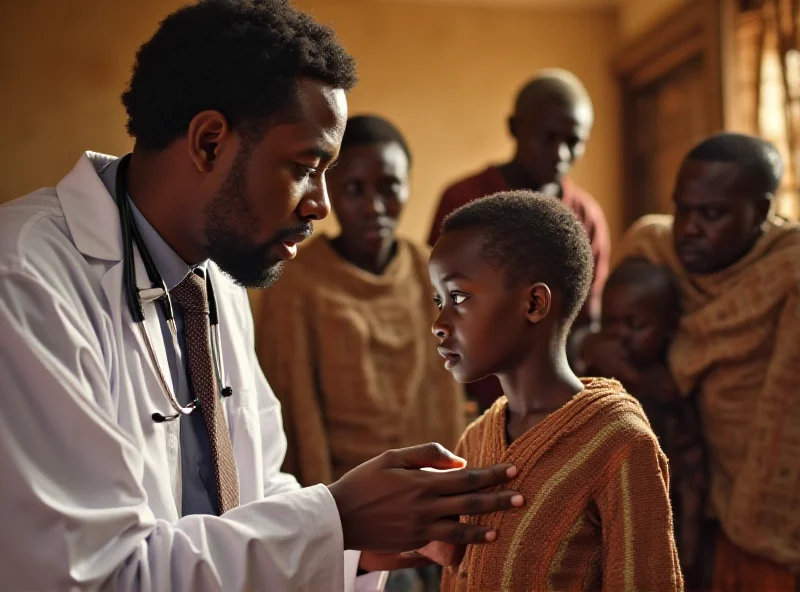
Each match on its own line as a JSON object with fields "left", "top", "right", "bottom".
{"left": 171, "top": 271, "right": 240, "bottom": 514}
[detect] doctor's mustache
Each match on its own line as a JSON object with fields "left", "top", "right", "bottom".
{"left": 268, "top": 222, "right": 314, "bottom": 245}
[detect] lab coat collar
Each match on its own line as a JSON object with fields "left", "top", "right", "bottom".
{"left": 57, "top": 151, "right": 124, "bottom": 262}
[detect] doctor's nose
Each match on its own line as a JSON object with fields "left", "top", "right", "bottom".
{"left": 297, "top": 182, "right": 331, "bottom": 221}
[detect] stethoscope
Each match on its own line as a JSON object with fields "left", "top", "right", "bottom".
{"left": 116, "top": 153, "right": 233, "bottom": 423}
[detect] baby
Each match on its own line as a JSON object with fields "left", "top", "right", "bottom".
{"left": 598, "top": 258, "right": 707, "bottom": 582}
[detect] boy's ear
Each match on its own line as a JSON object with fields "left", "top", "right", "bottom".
{"left": 526, "top": 282, "right": 551, "bottom": 323}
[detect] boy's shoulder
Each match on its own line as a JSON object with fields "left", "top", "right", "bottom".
{"left": 562, "top": 380, "right": 662, "bottom": 467}
{"left": 577, "top": 383, "right": 667, "bottom": 477}
{"left": 579, "top": 381, "right": 658, "bottom": 441}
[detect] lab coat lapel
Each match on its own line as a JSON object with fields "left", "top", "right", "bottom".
{"left": 59, "top": 151, "right": 176, "bottom": 417}
{"left": 58, "top": 151, "right": 183, "bottom": 510}
{"left": 100, "top": 256, "right": 182, "bottom": 515}
{"left": 57, "top": 151, "right": 124, "bottom": 262}
{"left": 59, "top": 151, "right": 176, "bottom": 420}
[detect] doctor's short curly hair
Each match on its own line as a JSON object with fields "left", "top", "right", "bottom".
{"left": 121, "top": 0, "right": 358, "bottom": 151}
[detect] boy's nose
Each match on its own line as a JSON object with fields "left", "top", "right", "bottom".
{"left": 431, "top": 317, "right": 451, "bottom": 339}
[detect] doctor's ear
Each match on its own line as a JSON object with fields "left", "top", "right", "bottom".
{"left": 187, "top": 110, "right": 231, "bottom": 172}
{"left": 526, "top": 282, "right": 552, "bottom": 323}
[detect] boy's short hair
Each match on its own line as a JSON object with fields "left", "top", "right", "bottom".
{"left": 606, "top": 258, "right": 681, "bottom": 315}
{"left": 684, "top": 132, "right": 783, "bottom": 195}
{"left": 341, "top": 115, "right": 412, "bottom": 165}
{"left": 441, "top": 190, "right": 593, "bottom": 324}
{"left": 122, "top": 0, "right": 358, "bottom": 151}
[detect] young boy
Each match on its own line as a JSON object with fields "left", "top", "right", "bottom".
{"left": 598, "top": 259, "right": 707, "bottom": 584}
{"left": 429, "top": 191, "right": 682, "bottom": 591}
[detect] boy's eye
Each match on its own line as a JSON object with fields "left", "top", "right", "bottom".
{"left": 433, "top": 294, "right": 443, "bottom": 311}
{"left": 451, "top": 293, "right": 469, "bottom": 306}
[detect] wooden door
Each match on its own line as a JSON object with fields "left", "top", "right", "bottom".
{"left": 616, "top": 0, "right": 725, "bottom": 225}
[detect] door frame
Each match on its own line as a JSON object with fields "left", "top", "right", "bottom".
{"left": 614, "top": 0, "right": 728, "bottom": 226}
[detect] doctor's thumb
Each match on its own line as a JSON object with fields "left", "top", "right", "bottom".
{"left": 385, "top": 442, "right": 467, "bottom": 471}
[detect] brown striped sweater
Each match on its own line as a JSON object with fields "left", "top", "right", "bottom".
{"left": 441, "top": 378, "right": 683, "bottom": 592}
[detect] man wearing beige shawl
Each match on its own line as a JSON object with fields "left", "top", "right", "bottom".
{"left": 589, "top": 133, "right": 799, "bottom": 591}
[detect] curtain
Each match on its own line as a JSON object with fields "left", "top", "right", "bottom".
{"left": 734, "top": 0, "right": 799, "bottom": 219}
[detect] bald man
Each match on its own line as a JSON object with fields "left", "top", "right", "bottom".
{"left": 428, "top": 69, "right": 610, "bottom": 411}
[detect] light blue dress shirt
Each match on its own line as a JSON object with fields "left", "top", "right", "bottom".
{"left": 99, "top": 159, "right": 220, "bottom": 516}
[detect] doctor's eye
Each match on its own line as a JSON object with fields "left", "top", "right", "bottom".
{"left": 292, "top": 163, "right": 317, "bottom": 181}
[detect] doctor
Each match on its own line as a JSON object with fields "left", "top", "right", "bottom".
{"left": 0, "top": 1, "right": 523, "bottom": 590}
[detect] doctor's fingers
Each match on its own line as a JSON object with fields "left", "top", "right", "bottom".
{"left": 423, "top": 518, "right": 502, "bottom": 546}
{"left": 427, "top": 463, "right": 518, "bottom": 496}
{"left": 433, "top": 489, "right": 525, "bottom": 519}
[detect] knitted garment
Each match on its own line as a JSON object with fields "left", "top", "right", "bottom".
{"left": 441, "top": 378, "right": 683, "bottom": 592}
{"left": 255, "top": 236, "right": 465, "bottom": 486}
{"left": 619, "top": 215, "right": 800, "bottom": 571}
{"left": 635, "top": 393, "right": 707, "bottom": 575}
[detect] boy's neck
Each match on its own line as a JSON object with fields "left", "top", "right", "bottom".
{"left": 498, "top": 339, "right": 584, "bottom": 443}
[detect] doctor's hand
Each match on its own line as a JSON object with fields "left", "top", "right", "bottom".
{"left": 328, "top": 443, "right": 523, "bottom": 553}
{"left": 358, "top": 542, "right": 464, "bottom": 572}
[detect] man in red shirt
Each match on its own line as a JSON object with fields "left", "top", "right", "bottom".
{"left": 428, "top": 69, "right": 610, "bottom": 411}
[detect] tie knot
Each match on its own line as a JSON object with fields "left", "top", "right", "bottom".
{"left": 170, "top": 272, "right": 208, "bottom": 314}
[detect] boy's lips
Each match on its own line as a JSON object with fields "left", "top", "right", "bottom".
{"left": 437, "top": 346, "right": 461, "bottom": 370}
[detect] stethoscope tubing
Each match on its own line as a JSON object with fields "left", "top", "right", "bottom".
{"left": 115, "top": 154, "right": 229, "bottom": 423}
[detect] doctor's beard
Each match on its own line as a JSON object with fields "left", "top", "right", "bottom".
{"left": 201, "top": 148, "right": 288, "bottom": 290}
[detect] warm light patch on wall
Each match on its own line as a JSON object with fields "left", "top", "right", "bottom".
{"left": 759, "top": 41, "right": 799, "bottom": 220}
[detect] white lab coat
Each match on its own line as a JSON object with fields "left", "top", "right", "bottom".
{"left": 0, "top": 152, "right": 379, "bottom": 591}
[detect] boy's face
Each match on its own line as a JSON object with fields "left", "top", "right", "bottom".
{"left": 428, "top": 228, "right": 532, "bottom": 384}
{"left": 601, "top": 282, "right": 672, "bottom": 367}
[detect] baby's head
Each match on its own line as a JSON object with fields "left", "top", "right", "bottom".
{"left": 428, "top": 191, "right": 593, "bottom": 384}
{"left": 601, "top": 259, "right": 680, "bottom": 367}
